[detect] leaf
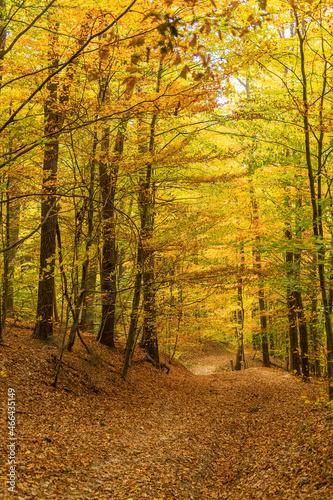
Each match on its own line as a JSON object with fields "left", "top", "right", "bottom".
{"left": 131, "top": 54, "right": 141, "bottom": 65}
{"left": 126, "top": 66, "right": 142, "bottom": 74}
{"left": 174, "top": 52, "right": 182, "bottom": 65}
{"left": 99, "top": 45, "right": 110, "bottom": 61}
{"left": 179, "top": 65, "right": 190, "bottom": 79}
{"left": 142, "top": 10, "right": 163, "bottom": 22}
{"left": 193, "top": 72, "right": 204, "bottom": 81}
{"left": 122, "top": 76, "right": 137, "bottom": 93}
{"left": 128, "top": 36, "right": 145, "bottom": 48}
{"left": 189, "top": 34, "right": 197, "bottom": 48}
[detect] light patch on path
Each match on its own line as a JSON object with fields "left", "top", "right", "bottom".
{"left": 186, "top": 350, "right": 264, "bottom": 375}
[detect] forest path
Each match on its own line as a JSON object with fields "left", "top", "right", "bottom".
{"left": 2, "top": 332, "right": 332, "bottom": 500}
{"left": 78, "top": 368, "right": 330, "bottom": 500}
{"left": 184, "top": 348, "right": 263, "bottom": 375}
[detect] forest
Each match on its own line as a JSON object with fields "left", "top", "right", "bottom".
{"left": 1, "top": 0, "right": 333, "bottom": 498}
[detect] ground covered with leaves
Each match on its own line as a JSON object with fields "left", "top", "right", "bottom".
{"left": 1, "top": 326, "right": 333, "bottom": 499}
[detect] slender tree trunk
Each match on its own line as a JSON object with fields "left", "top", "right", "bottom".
{"left": 80, "top": 261, "right": 97, "bottom": 333}
{"left": 122, "top": 244, "right": 143, "bottom": 379}
{"left": 294, "top": 289, "right": 309, "bottom": 380}
{"left": 138, "top": 62, "right": 163, "bottom": 365}
{"left": 252, "top": 196, "right": 270, "bottom": 367}
{"left": 97, "top": 123, "right": 126, "bottom": 347}
{"left": 3, "top": 177, "right": 20, "bottom": 318}
{"left": 33, "top": 16, "right": 88, "bottom": 340}
{"left": 80, "top": 132, "right": 98, "bottom": 333}
{"left": 310, "top": 297, "right": 321, "bottom": 377}
{"left": 97, "top": 60, "right": 132, "bottom": 347}
{"left": 295, "top": 14, "right": 333, "bottom": 398}
{"left": 285, "top": 225, "right": 301, "bottom": 374}
{"left": 235, "top": 246, "right": 245, "bottom": 370}
{"left": 293, "top": 249, "right": 309, "bottom": 380}
{"left": 0, "top": 0, "right": 5, "bottom": 340}
{"left": 258, "top": 287, "right": 270, "bottom": 367}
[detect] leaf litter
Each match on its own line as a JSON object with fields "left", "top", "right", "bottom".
{"left": 0, "top": 327, "right": 332, "bottom": 499}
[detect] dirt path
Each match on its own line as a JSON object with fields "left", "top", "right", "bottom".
{"left": 1, "top": 334, "right": 332, "bottom": 500}
{"left": 90, "top": 368, "right": 330, "bottom": 500}
{"left": 183, "top": 349, "right": 265, "bottom": 375}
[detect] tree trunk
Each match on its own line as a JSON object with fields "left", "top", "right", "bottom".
{"left": 97, "top": 123, "right": 126, "bottom": 347}
{"left": 310, "top": 297, "right": 321, "bottom": 377}
{"left": 252, "top": 195, "right": 270, "bottom": 367}
{"left": 122, "top": 245, "right": 143, "bottom": 379}
{"left": 235, "top": 246, "right": 245, "bottom": 370}
{"left": 33, "top": 138, "right": 59, "bottom": 339}
{"left": 285, "top": 226, "right": 301, "bottom": 374}
{"left": 34, "top": 24, "right": 60, "bottom": 340}
{"left": 258, "top": 287, "right": 270, "bottom": 367}
{"left": 80, "top": 131, "right": 98, "bottom": 334}
{"left": 295, "top": 13, "right": 333, "bottom": 398}
{"left": 294, "top": 289, "right": 309, "bottom": 380}
{"left": 3, "top": 176, "right": 20, "bottom": 318}
{"left": 293, "top": 249, "right": 309, "bottom": 380}
{"left": 138, "top": 62, "right": 163, "bottom": 365}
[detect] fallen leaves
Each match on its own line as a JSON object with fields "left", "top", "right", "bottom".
{"left": 0, "top": 327, "right": 332, "bottom": 499}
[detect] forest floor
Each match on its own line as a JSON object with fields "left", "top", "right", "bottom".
{"left": 1, "top": 325, "right": 333, "bottom": 500}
